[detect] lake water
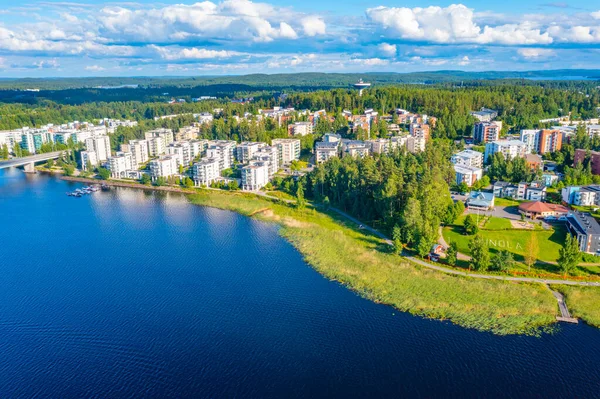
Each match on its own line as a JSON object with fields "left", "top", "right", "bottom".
{"left": 1, "top": 168, "right": 599, "bottom": 398}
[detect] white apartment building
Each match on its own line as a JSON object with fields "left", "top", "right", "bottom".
{"left": 122, "top": 139, "right": 149, "bottom": 167}
{"left": 390, "top": 136, "right": 408, "bottom": 151}
{"left": 454, "top": 164, "right": 483, "bottom": 187}
{"left": 241, "top": 162, "right": 270, "bottom": 191}
{"left": 271, "top": 138, "right": 300, "bottom": 164}
{"left": 366, "top": 138, "right": 390, "bottom": 154}
{"left": 253, "top": 146, "right": 279, "bottom": 176}
{"left": 406, "top": 136, "right": 426, "bottom": 153}
{"left": 197, "top": 113, "right": 214, "bottom": 124}
{"left": 147, "top": 137, "right": 166, "bottom": 157}
{"left": 80, "top": 151, "right": 98, "bottom": 170}
{"left": 341, "top": 140, "right": 370, "bottom": 158}
{"left": 167, "top": 141, "right": 192, "bottom": 167}
{"left": 315, "top": 142, "right": 339, "bottom": 164}
{"left": 149, "top": 156, "right": 178, "bottom": 181}
{"left": 108, "top": 152, "right": 133, "bottom": 179}
{"left": 290, "top": 122, "right": 313, "bottom": 136}
{"left": 236, "top": 142, "right": 265, "bottom": 163}
{"left": 190, "top": 139, "right": 209, "bottom": 160}
{"left": 193, "top": 157, "right": 220, "bottom": 186}
{"left": 207, "top": 140, "right": 236, "bottom": 170}
{"left": 451, "top": 150, "right": 483, "bottom": 168}
{"left": 484, "top": 140, "right": 529, "bottom": 162}
{"left": 520, "top": 130, "right": 538, "bottom": 154}
{"left": 85, "top": 135, "right": 111, "bottom": 162}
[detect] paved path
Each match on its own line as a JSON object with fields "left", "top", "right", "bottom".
{"left": 437, "top": 226, "right": 471, "bottom": 261}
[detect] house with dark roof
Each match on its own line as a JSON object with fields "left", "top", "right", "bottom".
{"left": 566, "top": 211, "right": 600, "bottom": 254}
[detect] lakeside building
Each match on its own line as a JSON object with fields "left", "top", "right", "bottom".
{"left": 85, "top": 135, "right": 111, "bottom": 162}
{"left": 241, "top": 162, "right": 269, "bottom": 191}
{"left": 236, "top": 142, "right": 265, "bottom": 163}
{"left": 484, "top": 140, "right": 529, "bottom": 162}
{"left": 253, "top": 146, "right": 279, "bottom": 176}
{"left": 315, "top": 141, "right": 339, "bottom": 164}
{"left": 473, "top": 122, "right": 501, "bottom": 144}
{"left": 80, "top": 150, "right": 98, "bottom": 170}
{"left": 288, "top": 122, "right": 313, "bottom": 136}
{"left": 193, "top": 157, "right": 220, "bottom": 186}
{"left": 189, "top": 139, "right": 208, "bottom": 160}
{"left": 145, "top": 129, "right": 174, "bottom": 157}
{"left": 574, "top": 149, "right": 600, "bottom": 175}
{"left": 149, "top": 155, "right": 178, "bottom": 181}
{"left": 519, "top": 129, "right": 562, "bottom": 154}
{"left": 167, "top": 141, "right": 192, "bottom": 167}
{"left": 121, "top": 139, "right": 149, "bottom": 167}
{"left": 271, "top": 138, "right": 300, "bottom": 165}
{"left": 451, "top": 150, "right": 483, "bottom": 168}
{"left": 108, "top": 152, "right": 133, "bottom": 179}
{"left": 566, "top": 211, "right": 600, "bottom": 254}
{"left": 454, "top": 165, "right": 483, "bottom": 187}
{"left": 207, "top": 140, "right": 236, "bottom": 170}
{"left": 518, "top": 201, "right": 568, "bottom": 220}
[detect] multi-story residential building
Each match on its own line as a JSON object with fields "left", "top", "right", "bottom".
{"left": 253, "top": 146, "right": 279, "bottom": 176}
{"left": 519, "top": 129, "right": 562, "bottom": 154}
{"left": 341, "top": 140, "right": 370, "bottom": 158}
{"left": 176, "top": 126, "right": 200, "bottom": 141}
{"left": 410, "top": 124, "right": 430, "bottom": 141}
{"left": 149, "top": 156, "right": 178, "bottom": 181}
{"left": 193, "top": 157, "right": 220, "bottom": 186}
{"left": 197, "top": 112, "right": 214, "bottom": 124}
{"left": 322, "top": 133, "right": 341, "bottom": 143}
{"left": 85, "top": 135, "right": 111, "bottom": 162}
{"left": 236, "top": 142, "right": 265, "bottom": 163}
{"left": 207, "top": 140, "right": 236, "bottom": 170}
{"left": 271, "top": 138, "right": 300, "bottom": 164}
{"left": 241, "top": 162, "right": 270, "bottom": 191}
{"left": 390, "top": 136, "right": 408, "bottom": 151}
{"left": 561, "top": 185, "right": 600, "bottom": 206}
{"left": 80, "top": 151, "right": 98, "bottom": 171}
{"left": 315, "top": 141, "right": 339, "bottom": 164}
{"left": 473, "top": 122, "right": 501, "bottom": 144}
{"left": 566, "top": 211, "right": 600, "bottom": 254}
{"left": 108, "top": 152, "right": 133, "bottom": 179}
{"left": 451, "top": 150, "right": 483, "bottom": 168}
{"left": 167, "top": 141, "right": 192, "bottom": 167}
{"left": 123, "top": 139, "right": 149, "bottom": 167}
{"left": 484, "top": 140, "right": 529, "bottom": 162}
{"left": 366, "top": 138, "right": 390, "bottom": 154}
{"left": 470, "top": 108, "right": 498, "bottom": 122}
{"left": 494, "top": 181, "right": 546, "bottom": 200}
{"left": 574, "top": 149, "right": 600, "bottom": 175}
{"left": 289, "top": 122, "right": 313, "bottom": 136}
{"left": 454, "top": 165, "right": 483, "bottom": 187}
{"left": 145, "top": 129, "right": 174, "bottom": 156}
{"left": 406, "top": 136, "right": 426, "bottom": 153}
{"left": 189, "top": 139, "right": 208, "bottom": 160}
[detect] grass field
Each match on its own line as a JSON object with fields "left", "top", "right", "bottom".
{"left": 265, "top": 190, "right": 296, "bottom": 201}
{"left": 553, "top": 285, "right": 600, "bottom": 328}
{"left": 444, "top": 215, "right": 565, "bottom": 263}
{"left": 495, "top": 198, "right": 523, "bottom": 207}
{"left": 482, "top": 216, "right": 513, "bottom": 230}
{"left": 188, "top": 190, "right": 561, "bottom": 335}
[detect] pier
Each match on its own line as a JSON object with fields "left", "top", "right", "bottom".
{"left": 551, "top": 289, "right": 578, "bottom": 324}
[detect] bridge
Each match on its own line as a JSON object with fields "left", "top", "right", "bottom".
{"left": 0, "top": 151, "right": 68, "bottom": 173}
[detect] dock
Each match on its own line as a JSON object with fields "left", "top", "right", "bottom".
{"left": 551, "top": 290, "right": 578, "bottom": 324}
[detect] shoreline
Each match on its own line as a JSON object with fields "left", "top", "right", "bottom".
{"left": 56, "top": 174, "right": 600, "bottom": 333}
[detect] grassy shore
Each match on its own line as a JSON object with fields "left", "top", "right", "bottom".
{"left": 554, "top": 285, "right": 600, "bottom": 328}
{"left": 189, "top": 190, "right": 559, "bottom": 335}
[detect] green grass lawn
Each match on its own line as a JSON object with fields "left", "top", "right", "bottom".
{"left": 188, "top": 190, "right": 563, "bottom": 335}
{"left": 495, "top": 197, "right": 523, "bottom": 207}
{"left": 482, "top": 216, "right": 513, "bottom": 230}
{"left": 266, "top": 190, "right": 296, "bottom": 201}
{"left": 444, "top": 215, "right": 565, "bottom": 263}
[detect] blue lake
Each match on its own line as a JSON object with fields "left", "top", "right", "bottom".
{"left": 1, "top": 168, "right": 599, "bottom": 398}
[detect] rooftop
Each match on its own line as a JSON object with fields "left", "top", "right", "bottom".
{"left": 567, "top": 211, "right": 600, "bottom": 235}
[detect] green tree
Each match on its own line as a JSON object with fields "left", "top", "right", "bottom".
{"left": 154, "top": 176, "right": 167, "bottom": 186}
{"left": 322, "top": 195, "right": 330, "bottom": 210}
{"left": 392, "top": 224, "right": 403, "bottom": 255}
{"left": 463, "top": 214, "right": 478, "bottom": 235}
{"left": 446, "top": 242, "right": 458, "bottom": 266}
{"left": 417, "top": 235, "right": 432, "bottom": 259}
{"left": 558, "top": 234, "right": 580, "bottom": 277}
{"left": 140, "top": 174, "right": 151, "bottom": 185}
{"left": 97, "top": 167, "right": 110, "bottom": 180}
{"left": 184, "top": 177, "right": 195, "bottom": 188}
{"left": 296, "top": 182, "right": 305, "bottom": 210}
{"left": 490, "top": 250, "right": 514, "bottom": 272}
{"left": 63, "top": 164, "right": 75, "bottom": 176}
{"left": 469, "top": 234, "right": 490, "bottom": 271}
{"left": 524, "top": 233, "right": 538, "bottom": 272}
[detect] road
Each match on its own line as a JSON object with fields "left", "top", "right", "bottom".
{"left": 0, "top": 151, "right": 65, "bottom": 169}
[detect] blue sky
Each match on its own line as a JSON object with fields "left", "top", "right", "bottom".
{"left": 0, "top": 0, "right": 599, "bottom": 77}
